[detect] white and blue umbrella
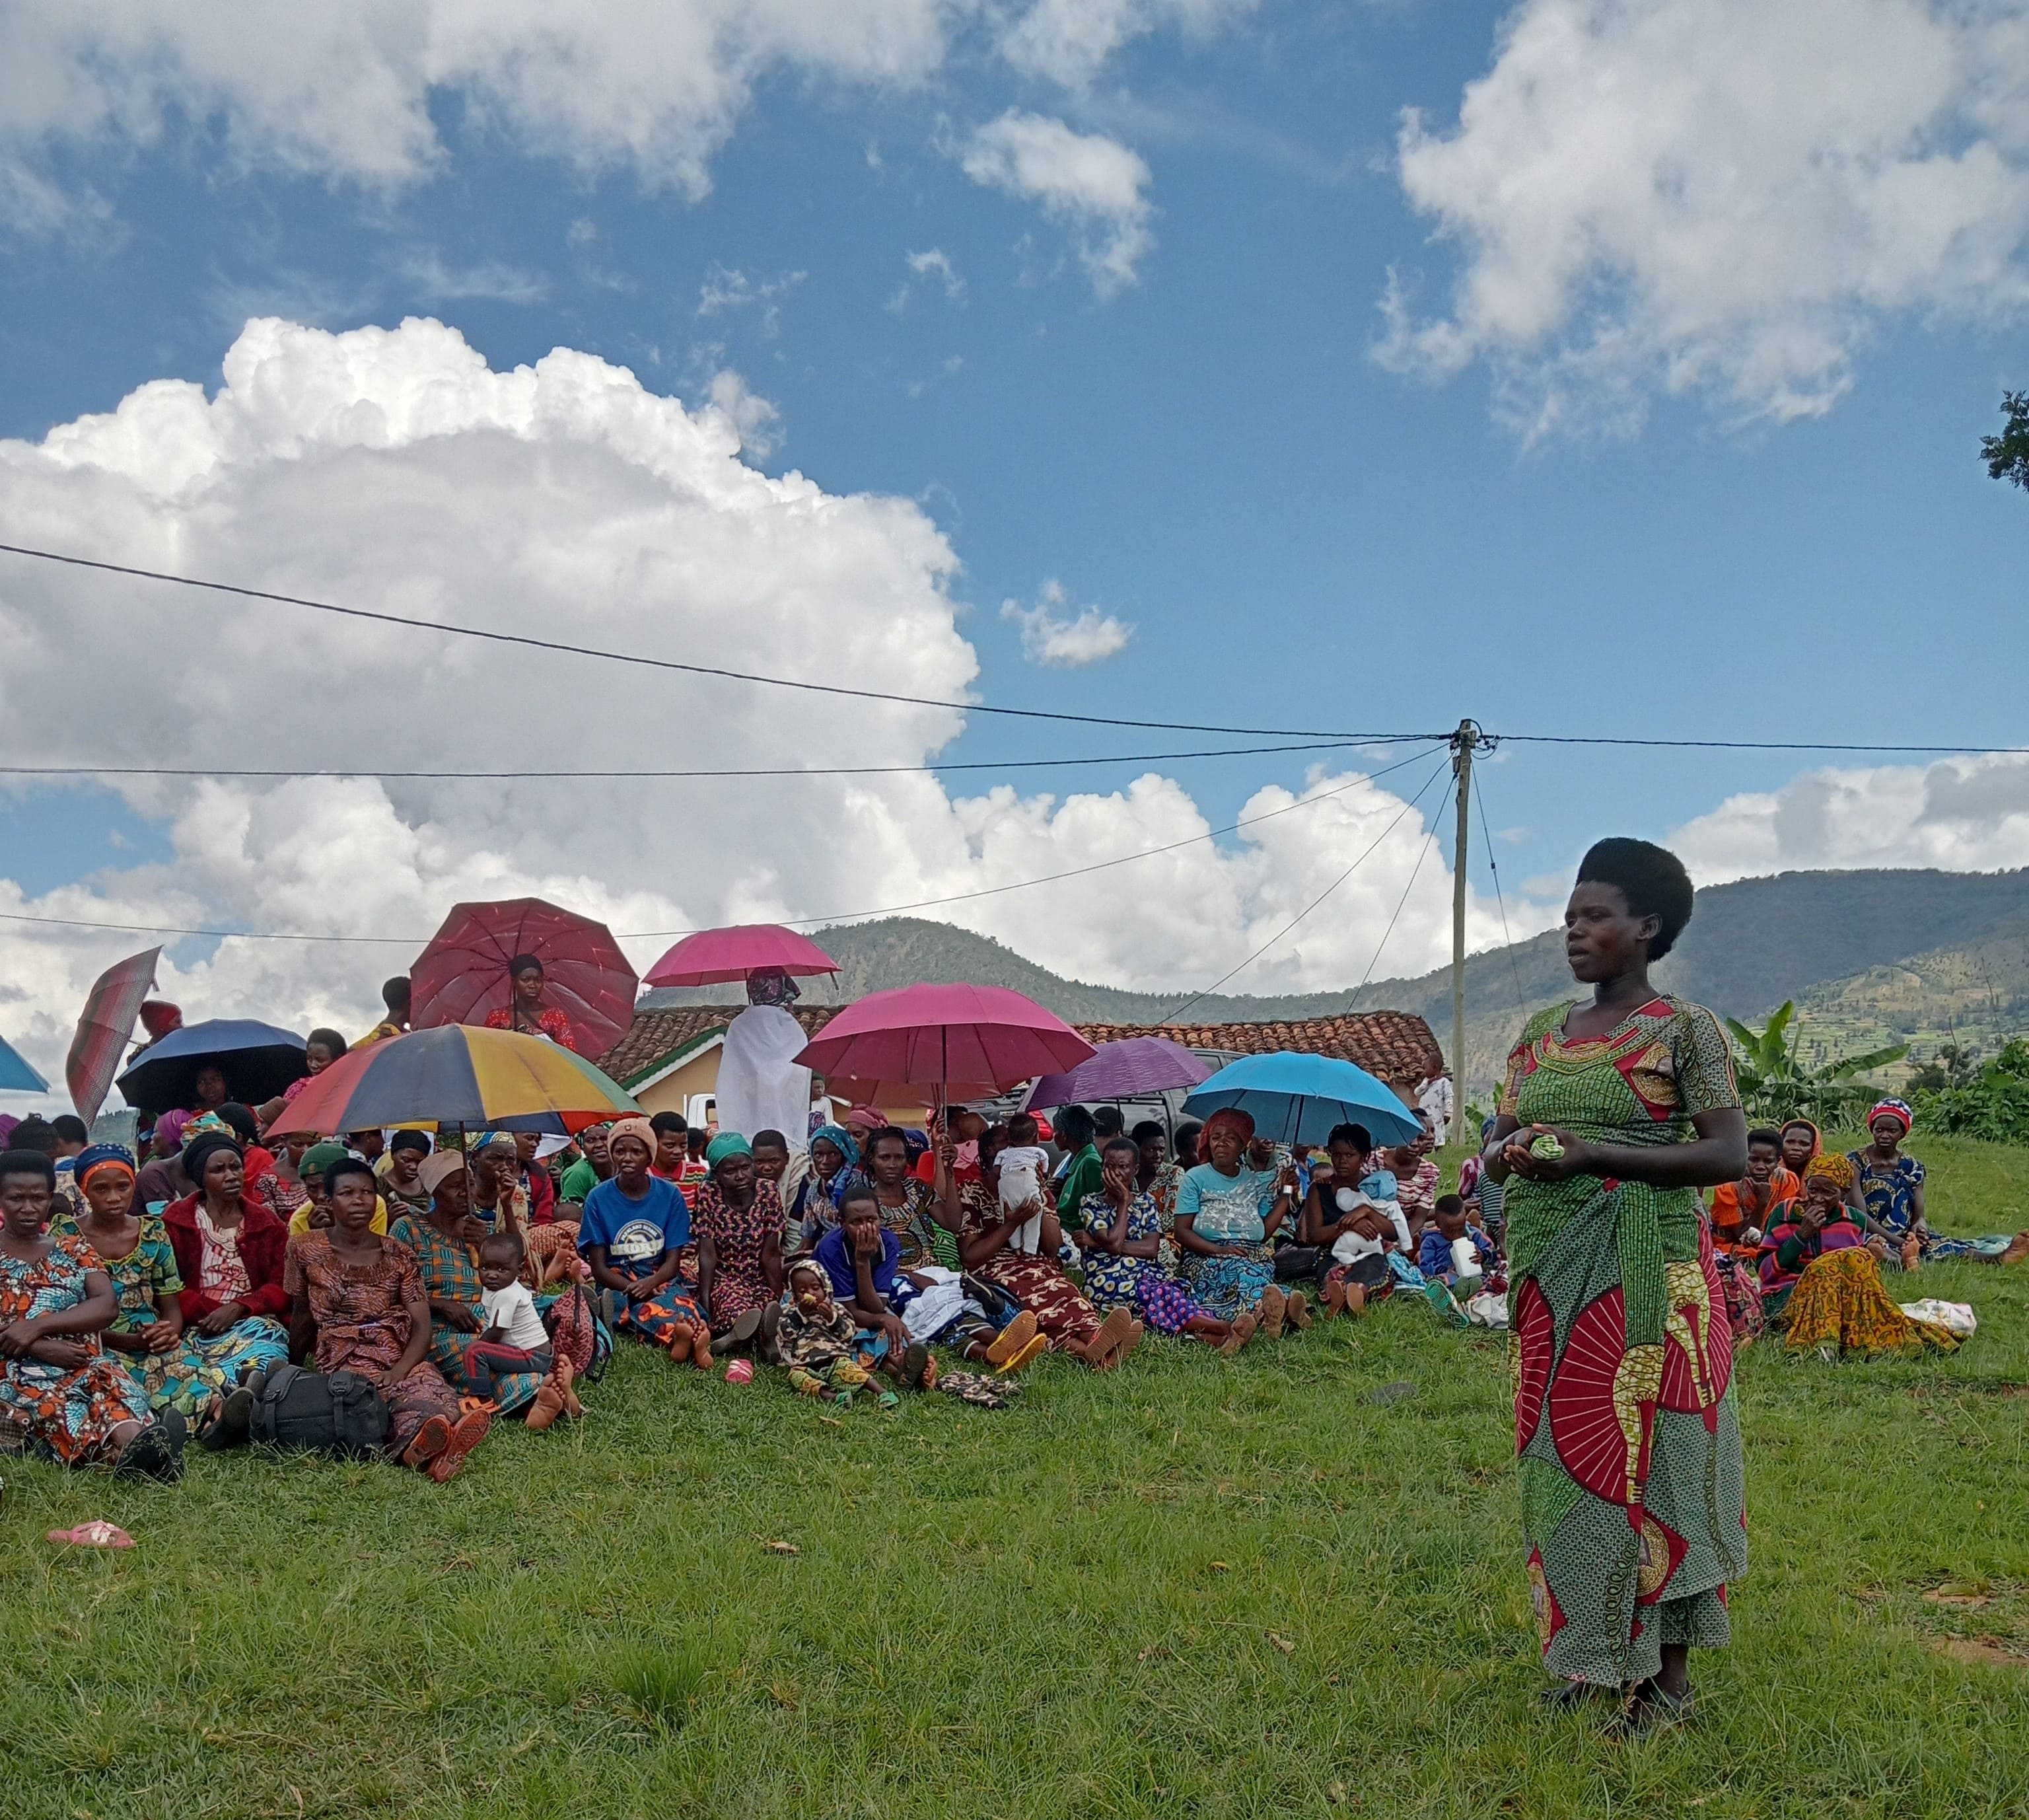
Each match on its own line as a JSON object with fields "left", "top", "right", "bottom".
{"left": 0, "top": 1034, "right": 50, "bottom": 1095}
{"left": 1182, "top": 1050, "right": 1422, "bottom": 1149}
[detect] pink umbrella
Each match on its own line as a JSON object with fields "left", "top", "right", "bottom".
{"left": 65, "top": 947, "right": 161, "bottom": 1122}
{"left": 410, "top": 898, "right": 637, "bottom": 1058}
{"left": 795, "top": 984, "right": 1096, "bottom": 1093}
{"left": 644, "top": 924, "right": 840, "bottom": 989}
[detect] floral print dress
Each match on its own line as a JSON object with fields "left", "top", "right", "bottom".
{"left": 690, "top": 1181, "right": 783, "bottom": 1333}
{"left": 0, "top": 1244, "right": 147, "bottom": 1464}
{"left": 1078, "top": 1189, "right": 1208, "bottom": 1334}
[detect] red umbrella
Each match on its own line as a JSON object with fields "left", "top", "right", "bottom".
{"left": 410, "top": 898, "right": 637, "bottom": 1058}
{"left": 795, "top": 984, "right": 1095, "bottom": 1095}
{"left": 65, "top": 947, "right": 160, "bottom": 1122}
{"left": 643, "top": 924, "right": 839, "bottom": 989}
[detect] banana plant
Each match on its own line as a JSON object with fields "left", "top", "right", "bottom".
{"left": 1724, "top": 1001, "right": 1908, "bottom": 1124}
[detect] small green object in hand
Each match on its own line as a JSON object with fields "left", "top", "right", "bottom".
{"left": 1528, "top": 1134, "right": 1564, "bottom": 1161}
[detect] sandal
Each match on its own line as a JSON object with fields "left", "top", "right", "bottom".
{"left": 1084, "top": 1305, "right": 1135, "bottom": 1367}
{"left": 198, "top": 1385, "right": 255, "bottom": 1453}
{"left": 1219, "top": 1311, "right": 1259, "bottom": 1358}
{"left": 1285, "top": 1290, "right": 1311, "bottom": 1332}
{"left": 400, "top": 1414, "right": 452, "bottom": 1470}
{"left": 1614, "top": 1679, "right": 1695, "bottom": 1737}
{"left": 985, "top": 1310, "right": 1040, "bottom": 1367}
{"left": 427, "top": 1407, "right": 492, "bottom": 1483}
{"left": 995, "top": 1332, "right": 1049, "bottom": 1375}
{"left": 114, "top": 1412, "right": 186, "bottom": 1483}
{"left": 901, "top": 1342, "right": 933, "bottom": 1389}
{"left": 1259, "top": 1284, "right": 1288, "bottom": 1340}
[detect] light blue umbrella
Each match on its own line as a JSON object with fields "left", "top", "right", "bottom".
{"left": 1182, "top": 1051, "right": 1423, "bottom": 1149}
{"left": 0, "top": 1034, "right": 50, "bottom": 1095}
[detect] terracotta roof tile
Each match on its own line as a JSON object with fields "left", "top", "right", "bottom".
{"left": 1073, "top": 1012, "right": 1442, "bottom": 1086}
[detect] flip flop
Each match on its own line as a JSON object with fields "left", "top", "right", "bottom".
{"left": 400, "top": 1414, "right": 452, "bottom": 1470}
{"left": 994, "top": 1332, "right": 1049, "bottom": 1375}
{"left": 46, "top": 1520, "right": 135, "bottom": 1548}
{"left": 985, "top": 1309, "right": 1040, "bottom": 1367}
{"left": 1219, "top": 1311, "right": 1259, "bottom": 1358}
{"left": 198, "top": 1385, "right": 254, "bottom": 1453}
{"left": 1285, "top": 1291, "right": 1311, "bottom": 1331}
{"left": 1259, "top": 1285, "right": 1287, "bottom": 1340}
{"left": 901, "top": 1342, "right": 933, "bottom": 1389}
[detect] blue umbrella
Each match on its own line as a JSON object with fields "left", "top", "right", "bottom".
{"left": 114, "top": 1018, "right": 307, "bottom": 1117}
{"left": 1182, "top": 1051, "right": 1423, "bottom": 1149}
{"left": 0, "top": 1035, "right": 50, "bottom": 1095}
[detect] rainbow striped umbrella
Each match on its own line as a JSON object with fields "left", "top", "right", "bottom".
{"left": 266, "top": 1025, "right": 639, "bottom": 1138}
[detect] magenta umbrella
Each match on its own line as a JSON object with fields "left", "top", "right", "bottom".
{"left": 644, "top": 924, "right": 839, "bottom": 989}
{"left": 795, "top": 984, "right": 1095, "bottom": 1094}
{"left": 1023, "top": 1036, "right": 1213, "bottom": 1111}
{"left": 411, "top": 898, "right": 637, "bottom": 1058}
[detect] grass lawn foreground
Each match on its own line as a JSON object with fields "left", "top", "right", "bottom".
{"left": 3, "top": 1137, "right": 2028, "bottom": 1819}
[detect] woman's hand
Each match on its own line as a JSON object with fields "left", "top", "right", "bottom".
{"left": 451, "top": 1304, "right": 485, "bottom": 1334}
{"left": 29, "top": 1335, "right": 90, "bottom": 1369}
{"left": 1498, "top": 1126, "right": 1592, "bottom": 1184}
{"left": 0, "top": 1316, "right": 44, "bottom": 1356}
{"left": 376, "top": 1362, "right": 412, "bottom": 1389}
{"left": 144, "top": 1321, "right": 182, "bottom": 1355}
{"left": 197, "top": 1299, "right": 248, "bottom": 1337}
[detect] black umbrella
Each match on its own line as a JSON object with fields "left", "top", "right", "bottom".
{"left": 114, "top": 1018, "right": 308, "bottom": 1118}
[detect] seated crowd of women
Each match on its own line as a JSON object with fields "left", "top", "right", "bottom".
{"left": 0, "top": 1093, "right": 1465, "bottom": 1480}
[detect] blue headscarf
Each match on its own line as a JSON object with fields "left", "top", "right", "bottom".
{"left": 75, "top": 1143, "right": 138, "bottom": 1188}
{"left": 810, "top": 1124, "right": 859, "bottom": 1169}
{"left": 806, "top": 1124, "right": 866, "bottom": 1218}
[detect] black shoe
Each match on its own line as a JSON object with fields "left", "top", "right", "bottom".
{"left": 199, "top": 1387, "right": 255, "bottom": 1452}
{"left": 902, "top": 1341, "right": 931, "bottom": 1388}
{"left": 114, "top": 1417, "right": 183, "bottom": 1483}
{"left": 1538, "top": 1679, "right": 1618, "bottom": 1712}
{"left": 1612, "top": 1679, "right": 1695, "bottom": 1737}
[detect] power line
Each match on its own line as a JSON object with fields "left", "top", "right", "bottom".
{"left": 0, "top": 742, "right": 1451, "bottom": 949}
{"left": 0, "top": 541, "right": 1444, "bottom": 746}
{"left": 1159, "top": 750, "right": 1453, "bottom": 1022}
{"left": 1492, "top": 732, "right": 2029, "bottom": 756}
{"left": 1347, "top": 774, "right": 1454, "bottom": 1005}
{"left": 0, "top": 737, "right": 1386, "bottom": 783}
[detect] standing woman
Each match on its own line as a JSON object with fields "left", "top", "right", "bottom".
{"left": 1483, "top": 839, "right": 1747, "bottom": 1732}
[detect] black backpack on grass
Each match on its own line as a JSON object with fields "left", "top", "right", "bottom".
{"left": 247, "top": 1364, "right": 390, "bottom": 1458}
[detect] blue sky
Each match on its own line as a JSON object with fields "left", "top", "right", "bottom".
{"left": 0, "top": 0, "right": 2025, "bottom": 1073}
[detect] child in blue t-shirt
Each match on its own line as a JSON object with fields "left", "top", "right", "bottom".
{"left": 1417, "top": 1194, "right": 1499, "bottom": 1288}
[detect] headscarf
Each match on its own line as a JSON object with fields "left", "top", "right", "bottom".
{"left": 705, "top": 1130, "right": 752, "bottom": 1169}
{"left": 138, "top": 1001, "right": 183, "bottom": 1038}
{"left": 75, "top": 1144, "right": 137, "bottom": 1190}
{"left": 746, "top": 966, "right": 801, "bottom": 1008}
{"left": 183, "top": 1110, "right": 234, "bottom": 1144}
{"left": 843, "top": 1104, "right": 885, "bottom": 1138}
{"left": 153, "top": 1109, "right": 191, "bottom": 1155}
{"left": 1804, "top": 1152, "right": 1857, "bottom": 1190}
{"left": 1200, "top": 1107, "right": 1256, "bottom": 1153}
{"left": 1780, "top": 1118, "right": 1822, "bottom": 1165}
{"left": 301, "top": 1141, "right": 349, "bottom": 1179}
{"left": 606, "top": 1116, "right": 657, "bottom": 1161}
{"left": 419, "top": 1151, "right": 468, "bottom": 1194}
{"left": 809, "top": 1124, "right": 859, "bottom": 1169}
{"left": 182, "top": 1130, "right": 244, "bottom": 1189}
{"left": 1867, "top": 1098, "right": 1914, "bottom": 1135}
{"left": 469, "top": 1129, "right": 514, "bottom": 1156}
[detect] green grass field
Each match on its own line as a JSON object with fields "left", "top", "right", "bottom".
{"left": 4, "top": 1137, "right": 2027, "bottom": 1820}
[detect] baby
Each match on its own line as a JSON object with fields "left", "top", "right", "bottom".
{"left": 1416, "top": 1194, "right": 1501, "bottom": 1289}
{"left": 1328, "top": 1163, "right": 1412, "bottom": 1266}
{"left": 470, "top": 1231, "right": 575, "bottom": 1429}
{"left": 994, "top": 1113, "right": 1053, "bottom": 1254}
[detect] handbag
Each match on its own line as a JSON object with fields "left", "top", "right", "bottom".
{"left": 246, "top": 1364, "right": 390, "bottom": 1458}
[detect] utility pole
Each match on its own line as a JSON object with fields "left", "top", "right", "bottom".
{"left": 1450, "top": 719, "right": 1479, "bottom": 1124}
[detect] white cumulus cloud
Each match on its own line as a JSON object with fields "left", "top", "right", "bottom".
{"left": 1669, "top": 752, "right": 2029, "bottom": 884}
{"left": 0, "top": 316, "right": 1530, "bottom": 1108}
{"left": 997, "top": 0, "right": 1262, "bottom": 89}
{"left": 1000, "top": 580, "right": 1135, "bottom": 667}
{"left": 1378, "top": 0, "right": 2029, "bottom": 437}
{"left": 960, "top": 110, "right": 1157, "bottom": 296}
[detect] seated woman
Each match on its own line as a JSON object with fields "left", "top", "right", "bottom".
{"left": 1293, "top": 1122, "right": 1408, "bottom": 1313}
{"left": 161, "top": 1130, "right": 295, "bottom": 1379}
{"left": 1173, "top": 1109, "right": 1308, "bottom": 1334}
{"left": 1707, "top": 1127, "right": 1797, "bottom": 1254}
{"left": 466, "top": 1133, "right": 530, "bottom": 1233}
{"left": 576, "top": 1118, "right": 710, "bottom": 1365}
{"left": 283, "top": 1157, "right": 489, "bottom": 1480}
{"left": 1773, "top": 1155, "right": 1960, "bottom": 1356}
{"left": 959, "top": 1145, "right": 1137, "bottom": 1369}
{"left": 786, "top": 1124, "right": 864, "bottom": 1253}
{"left": 1149, "top": 1121, "right": 1200, "bottom": 1227}
{"left": 864, "top": 1127, "right": 960, "bottom": 1271}
{"left": 1777, "top": 1118, "right": 1821, "bottom": 1180}
{"left": 52, "top": 1143, "right": 287, "bottom": 1420}
{"left": 1079, "top": 1135, "right": 1254, "bottom": 1355}
{"left": 1382, "top": 1140, "right": 1442, "bottom": 1239}
{"left": 0, "top": 1148, "right": 180, "bottom": 1480}
{"left": 385, "top": 1151, "right": 544, "bottom": 1419}
{"left": 1756, "top": 1154, "right": 1873, "bottom": 1320}
{"left": 250, "top": 1128, "right": 314, "bottom": 1223}
{"left": 1847, "top": 1099, "right": 1928, "bottom": 1261}
{"left": 691, "top": 1132, "right": 787, "bottom": 1349}
{"left": 380, "top": 1130, "right": 435, "bottom": 1223}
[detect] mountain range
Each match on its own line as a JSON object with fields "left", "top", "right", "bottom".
{"left": 639, "top": 868, "right": 2029, "bottom": 1097}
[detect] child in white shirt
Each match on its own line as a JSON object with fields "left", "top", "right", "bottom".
{"left": 470, "top": 1231, "right": 557, "bottom": 1411}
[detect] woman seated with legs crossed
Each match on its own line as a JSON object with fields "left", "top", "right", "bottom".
{"left": 1172, "top": 1109, "right": 1308, "bottom": 1336}
{"left": 575, "top": 1117, "right": 711, "bottom": 1367}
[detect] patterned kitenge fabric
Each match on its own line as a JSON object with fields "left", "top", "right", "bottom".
{"left": 958, "top": 1183, "right": 1102, "bottom": 1350}
{"left": 0, "top": 1244, "right": 148, "bottom": 1463}
{"left": 1781, "top": 1246, "right": 1960, "bottom": 1356}
{"left": 1078, "top": 1188, "right": 1209, "bottom": 1334}
{"left": 874, "top": 1179, "right": 960, "bottom": 1272}
{"left": 50, "top": 1212, "right": 287, "bottom": 1416}
{"left": 386, "top": 1214, "right": 542, "bottom": 1414}
{"left": 481, "top": 1005, "right": 579, "bottom": 1051}
{"left": 1500, "top": 995, "right": 1748, "bottom": 1689}
{"left": 283, "top": 1231, "right": 463, "bottom": 1455}
{"left": 690, "top": 1180, "right": 783, "bottom": 1332}
{"left": 1847, "top": 1150, "right": 1925, "bottom": 1239}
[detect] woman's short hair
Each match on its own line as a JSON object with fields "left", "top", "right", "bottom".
{"left": 1574, "top": 837, "right": 1695, "bottom": 960}
{"left": 839, "top": 1181, "right": 879, "bottom": 1214}
{"left": 1326, "top": 1122, "right": 1373, "bottom": 1152}
{"left": 509, "top": 953, "right": 544, "bottom": 978}
{"left": 1130, "top": 1120, "right": 1164, "bottom": 1144}
{"left": 1102, "top": 1134, "right": 1139, "bottom": 1161}
{"left": 0, "top": 1147, "right": 56, "bottom": 1188}
{"left": 305, "top": 1027, "right": 349, "bottom": 1060}
{"left": 750, "top": 1128, "right": 788, "bottom": 1153}
{"left": 323, "top": 1156, "right": 378, "bottom": 1196}
{"left": 649, "top": 1110, "right": 688, "bottom": 1138}
{"left": 1173, "top": 1120, "right": 1203, "bottom": 1159}
{"left": 1054, "top": 1105, "right": 1096, "bottom": 1146}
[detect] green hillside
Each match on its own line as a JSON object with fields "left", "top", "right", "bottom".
{"left": 638, "top": 868, "right": 2029, "bottom": 1097}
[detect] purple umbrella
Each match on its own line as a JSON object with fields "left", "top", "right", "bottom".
{"left": 1022, "top": 1037, "right": 1213, "bottom": 1111}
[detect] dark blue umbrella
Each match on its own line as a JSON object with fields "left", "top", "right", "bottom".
{"left": 114, "top": 1018, "right": 306, "bottom": 1117}
{"left": 1182, "top": 1050, "right": 1423, "bottom": 1149}
{"left": 0, "top": 1034, "right": 50, "bottom": 1095}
